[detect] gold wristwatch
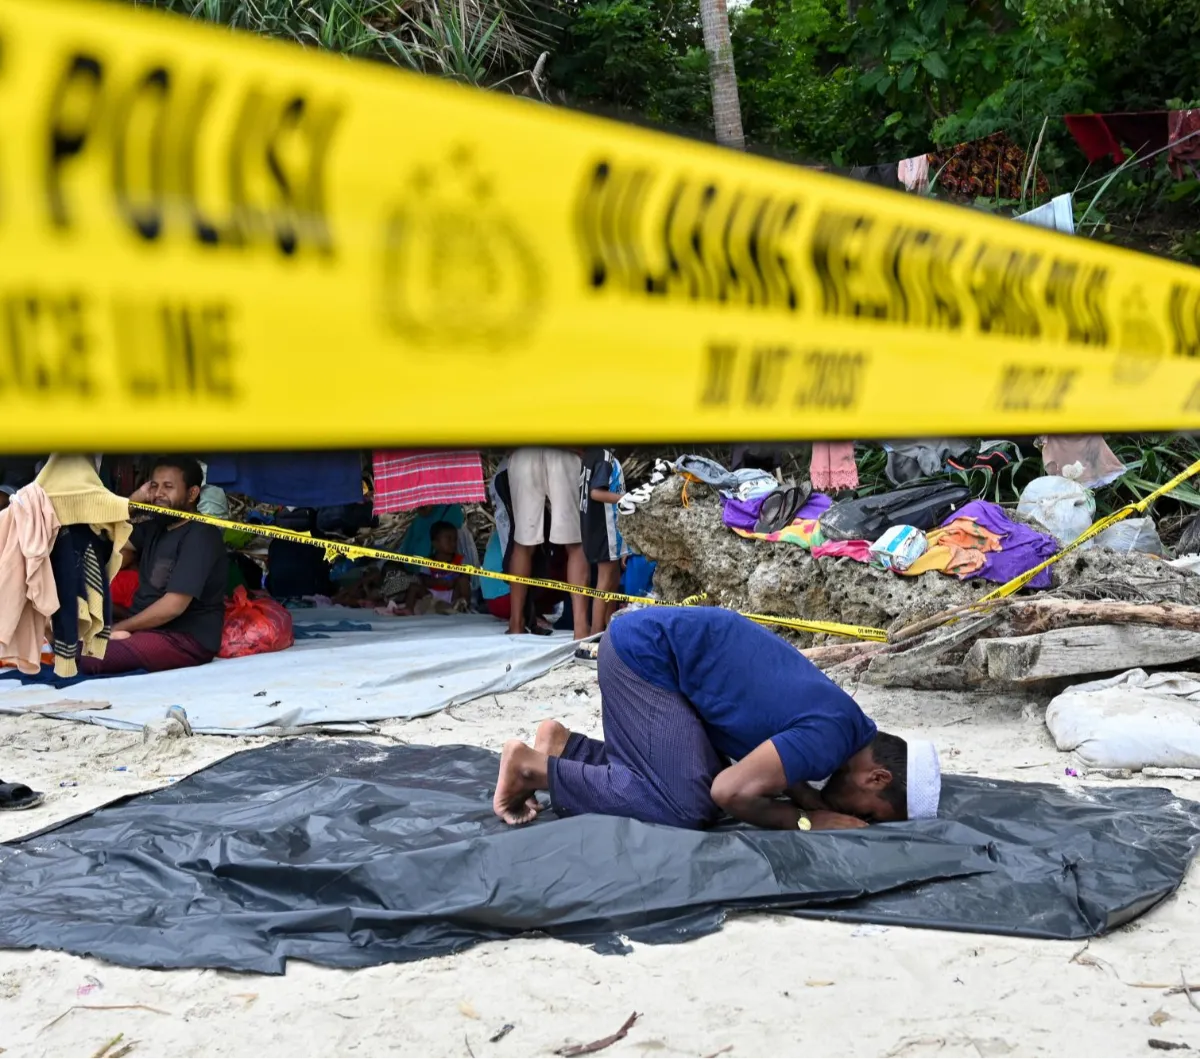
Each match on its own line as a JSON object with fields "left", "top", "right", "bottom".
{"left": 797, "top": 812, "right": 812, "bottom": 831}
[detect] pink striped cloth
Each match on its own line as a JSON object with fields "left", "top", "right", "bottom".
{"left": 372, "top": 451, "right": 486, "bottom": 514}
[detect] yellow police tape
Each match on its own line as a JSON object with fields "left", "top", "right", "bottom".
{"left": 4, "top": 0, "right": 1200, "bottom": 451}
{"left": 980, "top": 455, "right": 1200, "bottom": 601}
{"left": 129, "top": 503, "right": 888, "bottom": 641}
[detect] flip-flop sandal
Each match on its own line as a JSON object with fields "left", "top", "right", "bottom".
{"left": 648, "top": 459, "right": 672, "bottom": 485}
{"left": 618, "top": 485, "right": 655, "bottom": 515}
{"left": 753, "top": 481, "right": 813, "bottom": 534}
{"left": 573, "top": 641, "right": 600, "bottom": 665}
{"left": 617, "top": 459, "right": 673, "bottom": 515}
{"left": 0, "top": 781, "right": 44, "bottom": 811}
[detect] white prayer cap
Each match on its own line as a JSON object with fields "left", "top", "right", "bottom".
{"left": 906, "top": 739, "right": 941, "bottom": 820}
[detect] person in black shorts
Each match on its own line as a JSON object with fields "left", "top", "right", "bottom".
{"left": 579, "top": 447, "right": 630, "bottom": 637}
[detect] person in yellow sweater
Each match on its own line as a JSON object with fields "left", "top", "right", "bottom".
{"left": 31, "top": 455, "right": 130, "bottom": 678}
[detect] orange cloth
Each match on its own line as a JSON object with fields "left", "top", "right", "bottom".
{"left": 0, "top": 485, "right": 62, "bottom": 674}
{"left": 904, "top": 518, "right": 1001, "bottom": 578}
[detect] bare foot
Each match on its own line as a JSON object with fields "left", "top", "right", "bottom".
{"left": 534, "top": 719, "right": 570, "bottom": 757}
{"left": 493, "top": 740, "right": 550, "bottom": 825}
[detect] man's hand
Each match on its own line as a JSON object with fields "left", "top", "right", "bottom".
{"left": 786, "top": 781, "right": 827, "bottom": 812}
{"left": 807, "top": 810, "right": 868, "bottom": 831}
{"left": 113, "top": 593, "right": 192, "bottom": 634}
{"left": 109, "top": 630, "right": 132, "bottom": 641}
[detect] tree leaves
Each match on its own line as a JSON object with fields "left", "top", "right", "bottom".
{"left": 920, "top": 51, "right": 949, "bottom": 79}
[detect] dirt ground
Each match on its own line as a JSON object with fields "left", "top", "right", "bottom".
{"left": 1, "top": 665, "right": 1198, "bottom": 1059}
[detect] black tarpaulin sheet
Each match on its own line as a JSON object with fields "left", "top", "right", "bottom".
{"left": 1, "top": 741, "right": 1198, "bottom": 974}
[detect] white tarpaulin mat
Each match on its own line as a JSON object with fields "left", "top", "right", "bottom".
{"left": 1046, "top": 668, "right": 1200, "bottom": 770}
{"left": 0, "top": 608, "right": 578, "bottom": 734}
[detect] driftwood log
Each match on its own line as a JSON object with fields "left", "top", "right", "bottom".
{"left": 837, "top": 600, "right": 1200, "bottom": 690}
{"left": 863, "top": 615, "right": 1001, "bottom": 689}
{"left": 1000, "top": 600, "right": 1200, "bottom": 637}
{"left": 891, "top": 600, "right": 1200, "bottom": 644}
{"left": 799, "top": 642, "right": 885, "bottom": 667}
{"left": 965, "top": 625, "right": 1200, "bottom": 685}
{"left": 805, "top": 602, "right": 1200, "bottom": 689}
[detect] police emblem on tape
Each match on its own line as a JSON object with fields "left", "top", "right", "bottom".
{"left": 1113, "top": 286, "right": 1166, "bottom": 385}
{"left": 380, "top": 147, "right": 543, "bottom": 349}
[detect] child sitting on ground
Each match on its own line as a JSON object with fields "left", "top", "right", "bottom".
{"left": 405, "top": 520, "right": 471, "bottom": 615}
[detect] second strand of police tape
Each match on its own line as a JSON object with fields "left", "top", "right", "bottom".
{"left": 129, "top": 503, "right": 887, "bottom": 642}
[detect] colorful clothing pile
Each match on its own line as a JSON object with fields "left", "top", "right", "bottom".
{"left": 927, "top": 132, "right": 1049, "bottom": 201}
{"left": 723, "top": 492, "right": 831, "bottom": 532}
{"left": 372, "top": 451, "right": 485, "bottom": 514}
{"left": 941, "top": 500, "right": 1058, "bottom": 589}
{"left": 730, "top": 492, "right": 833, "bottom": 548}
{"left": 903, "top": 517, "right": 1002, "bottom": 578}
{"left": 732, "top": 518, "right": 824, "bottom": 549}
{"left": 811, "top": 540, "right": 872, "bottom": 563}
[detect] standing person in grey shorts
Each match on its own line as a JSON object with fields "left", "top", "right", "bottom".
{"left": 505, "top": 448, "right": 589, "bottom": 639}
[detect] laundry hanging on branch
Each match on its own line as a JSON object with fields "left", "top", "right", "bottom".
{"left": 372, "top": 451, "right": 487, "bottom": 515}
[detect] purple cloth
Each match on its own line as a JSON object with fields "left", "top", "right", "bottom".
{"left": 947, "top": 501, "right": 1058, "bottom": 589}
{"left": 722, "top": 491, "right": 831, "bottom": 531}
{"left": 722, "top": 494, "right": 767, "bottom": 531}
{"left": 797, "top": 492, "right": 832, "bottom": 519}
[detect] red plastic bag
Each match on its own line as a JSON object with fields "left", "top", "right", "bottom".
{"left": 218, "top": 587, "right": 295, "bottom": 659}
{"left": 110, "top": 569, "right": 139, "bottom": 610}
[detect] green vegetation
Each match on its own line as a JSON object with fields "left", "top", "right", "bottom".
{"left": 137, "top": 0, "right": 1200, "bottom": 260}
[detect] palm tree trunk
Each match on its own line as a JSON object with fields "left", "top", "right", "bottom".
{"left": 698, "top": 0, "right": 745, "bottom": 149}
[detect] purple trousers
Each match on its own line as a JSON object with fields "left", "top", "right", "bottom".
{"left": 79, "top": 630, "right": 214, "bottom": 675}
{"left": 546, "top": 634, "right": 725, "bottom": 829}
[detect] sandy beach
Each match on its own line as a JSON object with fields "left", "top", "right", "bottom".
{"left": 1, "top": 664, "right": 1198, "bottom": 1058}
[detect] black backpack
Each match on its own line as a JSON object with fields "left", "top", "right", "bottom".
{"left": 819, "top": 482, "right": 972, "bottom": 542}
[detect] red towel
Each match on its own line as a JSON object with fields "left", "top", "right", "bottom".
{"left": 1065, "top": 112, "right": 1171, "bottom": 165}
{"left": 1064, "top": 114, "right": 1125, "bottom": 164}
{"left": 372, "top": 451, "right": 486, "bottom": 514}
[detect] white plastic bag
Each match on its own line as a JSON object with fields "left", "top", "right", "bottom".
{"left": 1046, "top": 669, "right": 1200, "bottom": 770}
{"left": 869, "top": 525, "right": 927, "bottom": 572}
{"left": 1094, "top": 517, "right": 1165, "bottom": 556}
{"left": 1017, "top": 476, "right": 1095, "bottom": 546}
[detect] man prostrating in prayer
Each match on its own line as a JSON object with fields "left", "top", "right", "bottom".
{"left": 493, "top": 607, "right": 940, "bottom": 831}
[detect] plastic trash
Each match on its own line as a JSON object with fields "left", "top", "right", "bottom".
{"left": 869, "top": 525, "right": 928, "bottom": 572}
{"left": 1094, "top": 517, "right": 1166, "bottom": 556}
{"left": 219, "top": 587, "right": 295, "bottom": 659}
{"left": 1017, "top": 476, "right": 1095, "bottom": 546}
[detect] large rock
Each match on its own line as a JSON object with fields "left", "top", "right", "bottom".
{"left": 619, "top": 477, "right": 1200, "bottom": 644}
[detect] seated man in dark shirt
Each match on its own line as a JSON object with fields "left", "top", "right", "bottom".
{"left": 80, "top": 456, "right": 228, "bottom": 675}
{"left": 493, "top": 607, "right": 941, "bottom": 831}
